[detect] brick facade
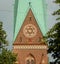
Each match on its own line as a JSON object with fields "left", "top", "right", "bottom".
{"left": 13, "top": 9, "right": 48, "bottom": 64}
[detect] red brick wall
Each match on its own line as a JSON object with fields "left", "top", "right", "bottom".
{"left": 13, "top": 49, "right": 48, "bottom": 64}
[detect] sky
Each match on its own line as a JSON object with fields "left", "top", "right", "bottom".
{"left": 0, "top": 0, "right": 14, "bottom": 49}
{"left": 0, "top": 0, "right": 59, "bottom": 62}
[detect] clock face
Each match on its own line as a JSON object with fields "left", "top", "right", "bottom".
{"left": 23, "top": 24, "right": 37, "bottom": 38}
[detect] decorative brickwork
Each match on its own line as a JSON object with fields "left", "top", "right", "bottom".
{"left": 13, "top": 9, "right": 48, "bottom": 64}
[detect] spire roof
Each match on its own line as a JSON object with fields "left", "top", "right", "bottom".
{"left": 14, "top": 0, "right": 47, "bottom": 41}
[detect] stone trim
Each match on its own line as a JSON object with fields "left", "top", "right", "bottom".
{"left": 13, "top": 45, "right": 48, "bottom": 50}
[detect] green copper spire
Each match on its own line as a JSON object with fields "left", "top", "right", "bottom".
{"left": 14, "top": 0, "right": 47, "bottom": 40}
{"left": 14, "top": 0, "right": 18, "bottom": 34}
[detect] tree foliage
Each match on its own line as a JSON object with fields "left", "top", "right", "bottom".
{"left": 53, "top": 0, "right": 60, "bottom": 20}
{"left": 46, "top": 0, "right": 60, "bottom": 64}
{"left": 0, "top": 22, "right": 8, "bottom": 47}
{"left": 47, "top": 22, "right": 60, "bottom": 64}
{"left": 54, "top": 0, "right": 60, "bottom": 3}
{"left": 0, "top": 48, "right": 16, "bottom": 64}
{"left": 0, "top": 22, "right": 17, "bottom": 64}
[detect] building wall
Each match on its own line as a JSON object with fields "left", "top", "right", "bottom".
{"left": 13, "top": 48, "right": 48, "bottom": 64}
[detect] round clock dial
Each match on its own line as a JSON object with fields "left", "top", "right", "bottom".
{"left": 23, "top": 24, "right": 37, "bottom": 38}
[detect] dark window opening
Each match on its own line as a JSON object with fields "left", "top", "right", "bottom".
{"left": 29, "top": 17, "right": 32, "bottom": 21}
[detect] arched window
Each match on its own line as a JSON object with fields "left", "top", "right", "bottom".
{"left": 26, "top": 60, "right": 30, "bottom": 64}
{"left": 26, "top": 54, "right": 35, "bottom": 64}
{"left": 31, "top": 59, "right": 35, "bottom": 64}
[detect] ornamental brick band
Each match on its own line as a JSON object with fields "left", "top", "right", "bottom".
{"left": 13, "top": 45, "right": 48, "bottom": 50}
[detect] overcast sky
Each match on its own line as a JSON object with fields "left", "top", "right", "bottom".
{"left": 0, "top": 0, "right": 59, "bottom": 48}
{"left": 0, "top": 0, "right": 14, "bottom": 48}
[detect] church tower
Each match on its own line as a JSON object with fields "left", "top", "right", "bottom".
{"left": 13, "top": 0, "right": 48, "bottom": 64}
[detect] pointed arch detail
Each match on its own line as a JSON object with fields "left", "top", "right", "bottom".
{"left": 26, "top": 53, "right": 36, "bottom": 64}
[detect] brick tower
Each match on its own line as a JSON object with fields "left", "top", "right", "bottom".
{"left": 13, "top": 0, "right": 48, "bottom": 64}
